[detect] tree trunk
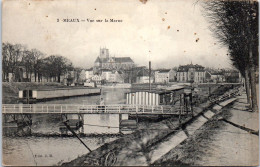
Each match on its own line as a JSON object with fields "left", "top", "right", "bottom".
{"left": 249, "top": 45, "right": 258, "bottom": 112}
{"left": 3, "top": 72, "right": 5, "bottom": 82}
{"left": 30, "top": 72, "right": 32, "bottom": 82}
{"left": 38, "top": 73, "right": 41, "bottom": 82}
{"left": 34, "top": 72, "right": 37, "bottom": 82}
{"left": 26, "top": 70, "right": 29, "bottom": 80}
{"left": 245, "top": 67, "right": 252, "bottom": 107}
{"left": 249, "top": 65, "right": 258, "bottom": 112}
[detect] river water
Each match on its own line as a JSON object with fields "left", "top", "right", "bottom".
{"left": 3, "top": 88, "right": 130, "bottom": 166}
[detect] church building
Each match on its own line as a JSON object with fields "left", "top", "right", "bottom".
{"left": 93, "top": 48, "right": 135, "bottom": 73}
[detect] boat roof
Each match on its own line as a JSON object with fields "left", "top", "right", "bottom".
{"left": 20, "top": 87, "right": 100, "bottom": 91}
{"left": 128, "top": 85, "right": 190, "bottom": 94}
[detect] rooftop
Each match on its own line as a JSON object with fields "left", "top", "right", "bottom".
{"left": 158, "top": 69, "right": 171, "bottom": 73}
{"left": 95, "top": 56, "right": 134, "bottom": 64}
{"left": 177, "top": 63, "right": 205, "bottom": 72}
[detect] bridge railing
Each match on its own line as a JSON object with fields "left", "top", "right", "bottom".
{"left": 2, "top": 104, "right": 180, "bottom": 114}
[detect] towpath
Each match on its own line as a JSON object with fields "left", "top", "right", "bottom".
{"left": 153, "top": 89, "right": 259, "bottom": 166}
{"left": 196, "top": 90, "right": 258, "bottom": 166}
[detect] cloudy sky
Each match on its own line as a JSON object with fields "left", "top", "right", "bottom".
{"left": 3, "top": 0, "right": 232, "bottom": 69}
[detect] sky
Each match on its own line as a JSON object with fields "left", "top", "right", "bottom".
{"left": 2, "top": 0, "right": 232, "bottom": 69}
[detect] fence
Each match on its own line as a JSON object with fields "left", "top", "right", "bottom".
{"left": 2, "top": 104, "right": 181, "bottom": 115}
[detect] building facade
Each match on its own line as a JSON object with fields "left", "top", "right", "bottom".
{"left": 155, "top": 69, "right": 176, "bottom": 83}
{"left": 101, "top": 70, "right": 124, "bottom": 83}
{"left": 85, "top": 68, "right": 94, "bottom": 81}
{"left": 91, "top": 74, "right": 102, "bottom": 84}
{"left": 94, "top": 48, "right": 135, "bottom": 73}
{"left": 210, "top": 72, "right": 225, "bottom": 83}
{"left": 177, "top": 63, "right": 205, "bottom": 83}
{"left": 135, "top": 67, "right": 153, "bottom": 83}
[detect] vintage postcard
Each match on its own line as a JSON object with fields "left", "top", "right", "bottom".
{"left": 2, "top": 0, "right": 259, "bottom": 166}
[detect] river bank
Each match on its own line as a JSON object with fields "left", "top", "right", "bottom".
{"left": 153, "top": 90, "right": 258, "bottom": 166}
{"left": 2, "top": 82, "right": 68, "bottom": 103}
{"left": 61, "top": 86, "right": 241, "bottom": 166}
{"left": 2, "top": 82, "right": 100, "bottom": 104}
{"left": 61, "top": 101, "right": 228, "bottom": 165}
{"left": 3, "top": 82, "right": 238, "bottom": 104}
{"left": 2, "top": 82, "right": 244, "bottom": 166}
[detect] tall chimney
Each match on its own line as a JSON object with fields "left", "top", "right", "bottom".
{"left": 149, "top": 61, "right": 151, "bottom": 92}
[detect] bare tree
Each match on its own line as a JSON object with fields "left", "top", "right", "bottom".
{"left": 2, "top": 43, "right": 25, "bottom": 81}
{"left": 2, "top": 43, "right": 75, "bottom": 83}
{"left": 31, "top": 49, "right": 45, "bottom": 82}
{"left": 42, "top": 55, "right": 73, "bottom": 82}
{"left": 202, "top": 0, "right": 258, "bottom": 112}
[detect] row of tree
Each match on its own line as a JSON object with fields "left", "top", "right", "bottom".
{"left": 2, "top": 43, "right": 74, "bottom": 82}
{"left": 202, "top": 0, "right": 258, "bottom": 112}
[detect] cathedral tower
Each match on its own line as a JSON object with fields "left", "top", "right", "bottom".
{"left": 99, "top": 47, "right": 109, "bottom": 59}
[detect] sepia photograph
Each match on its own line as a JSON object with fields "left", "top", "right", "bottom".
{"left": 2, "top": 0, "right": 259, "bottom": 166}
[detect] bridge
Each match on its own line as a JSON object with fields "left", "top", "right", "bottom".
{"left": 3, "top": 86, "right": 240, "bottom": 115}
{"left": 2, "top": 104, "right": 185, "bottom": 115}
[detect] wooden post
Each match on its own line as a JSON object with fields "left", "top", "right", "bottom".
{"left": 80, "top": 114, "right": 84, "bottom": 134}
{"left": 27, "top": 89, "right": 29, "bottom": 104}
{"left": 184, "top": 94, "right": 187, "bottom": 114}
{"left": 129, "top": 93, "right": 132, "bottom": 105}
{"left": 119, "top": 113, "right": 122, "bottom": 133}
{"left": 179, "top": 94, "right": 182, "bottom": 113}
{"left": 179, "top": 94, "right": 182, "bottom": 123}
{"left": 136, "top": 112, "right": 138, "bottom": 123}
{"left": 190, "top": 93, "right": 194, "bottom": 117}
{"left": 63, "top": 122, "right": 92, "bottom": 152}
{"left": 119, "top": 113, "right": 122, "bottom": 122}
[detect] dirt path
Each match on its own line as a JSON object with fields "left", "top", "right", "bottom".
{"left": 153, "top": 90, "right": 258, "bottom": 166}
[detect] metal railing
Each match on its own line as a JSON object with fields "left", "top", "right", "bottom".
{"left": 208, "top": 87, "right": 240, "bottom": 104}
{"left": 3, "top": 87, "right": 241, "bottom": 115}
{"left": 2, "top": 104, "right": 180, "bottom": 115}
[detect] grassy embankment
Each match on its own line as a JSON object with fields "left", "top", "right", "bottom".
{"left": 152, "top": 106, "right": 233, "bottom": 166}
